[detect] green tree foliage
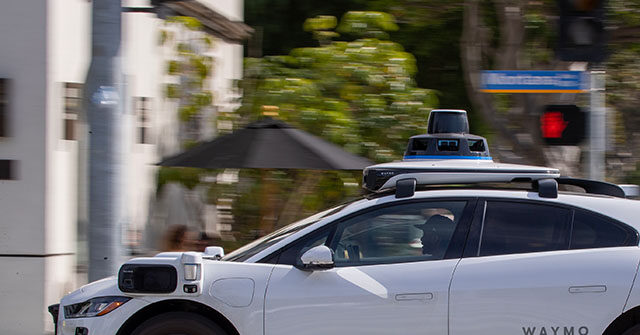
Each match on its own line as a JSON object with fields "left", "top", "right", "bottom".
{"left": 377, "top": 1, "right": 484, "bottom": 132}
{"left": 156, "top": 167, "right": 205, "bottom": 195}
{"left": 245, "top": 0, "right": 369, "bottom": 56}
{"left": 245, "top": 0, "right": 475, "bottom": 131}
{"left": 238, "top": 11, "right": 438, "bottom": 162}
{"left": 156, "top": 16, "right": 215, "bottom": 194}
{"left": 160, "top": 16, "right": 214, "bottom": 134}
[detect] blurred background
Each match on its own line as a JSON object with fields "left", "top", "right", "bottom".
{"left": 1, "top": 0, "right": 640, "bottom": 333}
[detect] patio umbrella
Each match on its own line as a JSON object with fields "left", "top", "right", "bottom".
{"left": 158, "top": 117, "right": 373, "bottom": 170}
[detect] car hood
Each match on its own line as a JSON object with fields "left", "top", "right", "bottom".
{"left": 61, "top": 276, "right": 121, "bottom": 305}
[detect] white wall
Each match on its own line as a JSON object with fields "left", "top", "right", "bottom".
{"left": 45, "top": 0, "right": 92, "bottom": 333}
{"left": 0, "top": 0, "right": 48, "bottom": 254}
{"left": 202, "top": 0, "right": 244, "bottom": 21}
{"left": 203, "top": 0, "right": 244, "bottom": 120}
{"left": 0, "top": 1, "right": 49, "bottom": 334}
{"left": 0, "top": 258, "right": 47, "bottom": 334}
{"left": 211, "top": 42, "right": 243, "bottom": 116}
{"left": 122, "top": 8, "right": 163, "bottom": 237}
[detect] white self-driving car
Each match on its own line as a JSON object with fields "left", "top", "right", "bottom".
{"left": 51, "top": 111, "right": 640, "bottom": 335}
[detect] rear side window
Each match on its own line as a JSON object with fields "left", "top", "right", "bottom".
{"left": 479, "top": 201, "right": 571, "bottom": 257}
{"left": 570, "top": 210, "right": 637, "bottom": 249}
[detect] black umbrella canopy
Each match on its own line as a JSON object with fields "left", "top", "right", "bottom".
{"left": 158, "top": 117, "right": 373, "bottom": 170}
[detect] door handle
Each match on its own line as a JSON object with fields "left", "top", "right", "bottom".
{"left": 395, "top": 293, "right": 434, "bottom": 301}
{"left": 569, "top": 285, "right": 606, "bottom": 293}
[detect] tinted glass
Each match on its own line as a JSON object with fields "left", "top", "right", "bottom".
{"left": 479, "top": 201, "right": 571, "bottom": 256}
{"left": 570, "top": 210, "right": 634, "bottom": 249}
{"left": 437, "top": 139, "right": 459, "bottom": 151}
{"left": 428, "top": 112, "right": 469, "bottom": 134}
{"left": 276, "top": 228, "right": 332, "bottom": 265}
{"left": 224, "top": 203, "right": 349, "bottom": 262}
{"left": 332, "top": 201, "right": 467, "bottom": 266}
{"left": 468, "top": 139, "right": 485, "bottom": 152}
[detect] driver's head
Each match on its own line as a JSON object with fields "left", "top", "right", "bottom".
{"left": 415, "top": 214, "right": 454, "bottom": 255}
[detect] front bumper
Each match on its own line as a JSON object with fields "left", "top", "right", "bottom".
{"left": 54, "top": 298, "right": 148, "bottom": 335}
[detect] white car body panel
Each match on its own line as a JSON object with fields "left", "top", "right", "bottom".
{"left": 450, "top": 247, "right": 640, "bottom": 335}
{"left": 58, "top": 262, "right": 276, "bottom": 335}
{"left": 622, "top": 266, "right": 640, "bottom": 314}
{"left": 265, "top": 259, "right": 458, "bottom": 335}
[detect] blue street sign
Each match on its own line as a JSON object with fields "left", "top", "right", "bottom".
{"left": 481, "top": 71, "right": 587, "bottom": 93}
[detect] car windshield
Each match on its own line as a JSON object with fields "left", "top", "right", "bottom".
{"left": 222, "top": 202, "right": 352, "bottom": 262}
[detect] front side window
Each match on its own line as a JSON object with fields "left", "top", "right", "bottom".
{"left": 224, "top": 203, "right": 350, "bottom": 262}
{"left": 479, "top": 201, "right": 571, "bottom": 257}
{"left": 331, "top": 201, "right": 468, "bottom": 266}
{"left": 274, "top": 200, "right": 469, "bottom": 267}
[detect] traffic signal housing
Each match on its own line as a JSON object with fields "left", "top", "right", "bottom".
{"left": 540, "top": 105, "right": 586, "bottom": 145}
{"left": 556, "top": 0, "right": 608, "bottom": 62}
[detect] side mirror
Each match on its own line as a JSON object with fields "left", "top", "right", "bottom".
{"left": 298, "top": 245, "right": 335, "bottom": 270}
{"left": 204, "top": 246, "right": 225, "bottom": 260}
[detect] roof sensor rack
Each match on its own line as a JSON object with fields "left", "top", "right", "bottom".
{"left": 404, "top": 110, "right": 491, "bottom": 161}
{"left": 382, "top": 176, "right": 627, "bottom": 200}
{"left": 395, "top": 179, "right": 417, "bottom": 199}
{"left": 363, "top": 160, "right": 560, "bottom": 193}
{"left": 535, "top": 179, "right": 558, "bottom": 198}
{"left": 556, "top": 177, "right": 626, "bottom": 198}
{"left": 363, "top": 108, "right": 632, "bottom": 200}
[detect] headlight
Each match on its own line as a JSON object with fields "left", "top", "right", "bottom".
{"left": 64, "top": 296, "right": 131, "bottom": 318}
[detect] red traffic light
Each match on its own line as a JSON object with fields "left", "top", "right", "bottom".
{"left": 540, "top": 105, "right": 586, "bottom": 145}
{"left": 541, "top": 112, "right": 569, "bottom": 139}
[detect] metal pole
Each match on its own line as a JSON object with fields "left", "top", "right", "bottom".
{"left": 85, "top": 0, "right": 124, "bottom": 281}
{"left": 588, "top": 69, "right": 606, "bottom": 181}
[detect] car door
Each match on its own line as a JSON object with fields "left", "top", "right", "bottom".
{"left": 449, "top": 199, "right": 640, "bottom": 335}
{"left": 264, "top": 199, "right": 475, "bottom": 335}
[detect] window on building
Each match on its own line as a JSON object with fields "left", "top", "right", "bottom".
{"left": 134, "top": 97, "right": 151, "bottom": 144}
{"left": 479, "top": 201, "right": 571, "bottom": 256}
{"left": 0, "top": 160, "right": 15, "bottom": 180}
{"left": 63, "top": 83, "right": 83, "bottom": 140}
{"left": 0, "top": 79, "right": 8, "bottom": 137}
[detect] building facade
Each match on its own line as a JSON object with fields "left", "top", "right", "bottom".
{"left": 0, "top": 0, "right": 248, "bottom": 333}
